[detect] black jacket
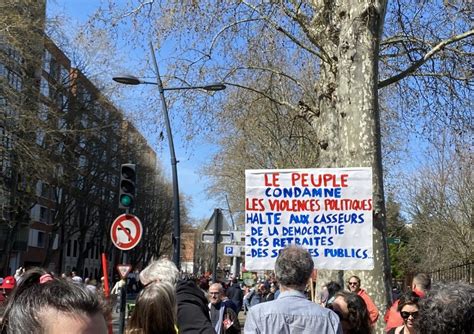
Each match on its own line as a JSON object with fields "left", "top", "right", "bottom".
{"left": 226, "top": 282, "right": 243, "bottom": 311}
{"left": 176, "top": 279, "right": 215, "bottom": 334}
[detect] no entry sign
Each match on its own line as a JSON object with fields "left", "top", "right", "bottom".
{"left": 110, "top": 214, "right": 143, "bottom": 250}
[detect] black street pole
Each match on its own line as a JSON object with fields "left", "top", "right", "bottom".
{"left": 113, "top": 48, "right": 226, "bottom": 270}
{"left": 149, "top": 42, "right": 181, "bottom": 269}
{"left": 212, "top": 209, "right": 219, "bottom": 283}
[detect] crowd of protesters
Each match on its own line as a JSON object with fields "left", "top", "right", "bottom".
{"left": 1, "top": 246, "right": 473, "bottom": 333}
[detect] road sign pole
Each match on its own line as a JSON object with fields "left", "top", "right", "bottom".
{"left": 212, "top": 209, "right": 219, "bottom": 282}
{"left": 118, "top": 281, "right": 127, "bottom": 334}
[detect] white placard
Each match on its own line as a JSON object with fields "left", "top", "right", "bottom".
{"left": 245, "top": 168, "right": 373, "bottom": 270}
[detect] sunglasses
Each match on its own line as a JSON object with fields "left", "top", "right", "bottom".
{"left": 348, "top": 282, "right": 359, "bottom": 286}
{"left": 401, "top": 311, "right": 419, "bottom": 319}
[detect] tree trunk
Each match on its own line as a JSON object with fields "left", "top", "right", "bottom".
{"left": 313, "top": 1, "right": 391, "bottom": 331}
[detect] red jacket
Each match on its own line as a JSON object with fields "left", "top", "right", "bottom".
{"left": 358, "top": 288, "right": 379, "bottom": 325}
{"left": 384, "top": 299, "right": 402, "bottom": 331}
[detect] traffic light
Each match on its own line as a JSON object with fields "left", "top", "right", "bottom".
{"left": 119, "top": 163, "right": 136, "bottom": 209}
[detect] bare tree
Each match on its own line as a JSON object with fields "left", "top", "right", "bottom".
{"left": 0, "top": 0, "right": 49, "bottom": 275}
{"left": 403, "top": 140, "right": 472, "bottom": 272}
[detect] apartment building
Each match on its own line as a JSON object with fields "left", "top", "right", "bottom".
{"left": 0, "top": 3, "right": 158, "bottom": 277}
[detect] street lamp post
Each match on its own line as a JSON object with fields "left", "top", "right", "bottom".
{"left": 113, "top": 42, "right": 225, "bottom": 269}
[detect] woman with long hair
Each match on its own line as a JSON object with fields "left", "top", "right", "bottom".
{"left": 126, "top": 281, "right": 177, "bottom": 334}
{"left": 328, "top": 291, "right": 372, "bottom": 334}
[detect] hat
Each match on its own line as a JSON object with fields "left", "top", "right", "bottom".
{"left": 72, "top": 276, "right": 83, "bottom": 283}
{"left": 1, "top": 276, "right": 16, "bottom": 289}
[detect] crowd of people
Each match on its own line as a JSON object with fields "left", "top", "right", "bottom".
{"left": 0, "top": 246, "right": 473, "bottom": 333}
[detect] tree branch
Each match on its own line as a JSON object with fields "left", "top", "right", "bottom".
{"left": 379, "top": 28, "right": 474, "bottom": 89}
{"left": 112, "top": 0, "right": 155, "bottom": 22}
{"left": 207, "top": 18, "right": 262, "bottom": 57}
{"left": 223, "top": 81, "right": 299, "bottom": 113}
{"left": 241, "top": 1, "right": 328, "bottom": 63}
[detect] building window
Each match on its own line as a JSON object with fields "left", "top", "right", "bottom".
{"left": 57, "top": 116, "right": 67, "bottom": 132}
{"left": 49, "top": 57, "right": 59, "bottom": 81}
{"left": 40, "top": 182, "right": 50, "bottom": 198}
{"left": 78, "top": 155, "right": 87, "bottom": 168}
{"left": 37, "top": 231, "right": 45, "bottom": 248}
{"left": 39, "top": 206, "right": 48, "bottom": 223}
{"left": 1, "top": 155, "right": 11, "bottom": 178}
{"left": 78, "top": 136, "right": 86, "bottom": 149}
{"left": 7, "top": 70, "right": 22, "bottom": 91}
{"left": 60, "top": 93, "right": 68, "bottom": 112}
{"left": 40, "top": 77, "right": 49, "bottom": 97}
{"left": 60, "top": 66, "right": 70, "bottom": 85}
{"left": 76, "top": 175, "right": 85, "bottom": 190}
{"left": 43, "top": 49, "right": 51, "bottom": 73}
{"left": 36, "top": 128, "right": 45, "bottom": 146}
{"left": 81, "top": 114, "right": 88, "bottom": 128}
{"left": 38, "top": 103, "right": 49, "bottom": 121}
{"left": 28, "top": 229, "right": 46, "bottom": 248}
{"left": 8, "top": 47, "right": 23, "bottom": 64}
{"left": 73, "top": 240, "right": 78, "bottom": 257}
{"left": 56, "top": 141, "right": 65, "bottom": 154}
{"left": 0, "top": 127, "right": 12, "bottom": 150}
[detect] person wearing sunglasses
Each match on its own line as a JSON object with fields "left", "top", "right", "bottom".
{"left": 385, "top": 273, "right": 431, "bottom": 331}
{"left": 387, "top": 292, "right": 419, "bottom": 334}
{"left": 347, "top": 275, "right": 379, "bottom": 325}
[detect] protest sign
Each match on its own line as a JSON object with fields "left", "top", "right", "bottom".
{"left": 245, "top": 168, "right": 373, "bottom": 270}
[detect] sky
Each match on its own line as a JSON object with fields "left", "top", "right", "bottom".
{"left": 45, "top": 0, "right": 442, "bottom": 225}
{"left": 46, "top": 0, "right": 221, "bottom": 223}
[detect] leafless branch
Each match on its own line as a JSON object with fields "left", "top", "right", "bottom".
{"left": 112, "top": 0, "right": 155, "bottom": 22}
{"left": 207, "top": 18, "right": 262, "bottom": 57}
{"left": 379, "top": 28, "right": 474, "bottom": 88}
{"left": 223, "top": 81, "right": 299, "bottom": 113}
{"left": 233, "top": 65, "right": 301, "bottom": 85}
{"left": 241, "top": 1, "right": 328, "bottom": 63}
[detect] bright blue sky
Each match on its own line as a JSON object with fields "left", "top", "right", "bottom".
{"left": 46, "top": 0, "right": 220, "bottom": 223}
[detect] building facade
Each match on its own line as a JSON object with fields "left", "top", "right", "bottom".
{"left": 0, "top": 2, "right": 159, "bottom": 277}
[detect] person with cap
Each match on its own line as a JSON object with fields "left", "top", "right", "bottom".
{"left": 71, "top": 271, "right": 83, "bottom": 284}
{"left": 0, "top": 276, "right": 16, "bottom": 305}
